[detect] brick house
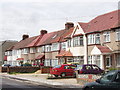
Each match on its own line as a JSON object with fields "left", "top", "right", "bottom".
{"left": 58, "top": 10, "right": 120, "bottom": 70}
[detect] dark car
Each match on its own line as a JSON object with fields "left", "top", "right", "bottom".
{"left": 50, "top": 64, "right": 76, "bottom": 77}
{"left": 83, "top": 70, "right": 120, "bottom": 90}
{"left": 2, "top": 64, "right": 11, "bottom": 67}
{"left": 75, "top": 64, "right": 104, "bottom": 74}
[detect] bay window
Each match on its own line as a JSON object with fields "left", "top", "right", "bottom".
{"left": 116, "top": 54, "right": 120, "bottom": 66}
{"left": 106, "top": 55, "right": 111, "bottom": 67}
{"left": 93, "top": 55, "right": 101, "bottom": 67}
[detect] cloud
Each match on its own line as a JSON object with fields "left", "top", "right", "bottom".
{"left": 0, "top": 1, "right": 118, "bottom": 41}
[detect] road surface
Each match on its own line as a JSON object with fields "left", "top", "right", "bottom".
{"left": 2, "top": 77, "right": 59, "bottom": 90}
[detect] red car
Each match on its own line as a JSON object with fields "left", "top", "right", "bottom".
{"left": 50, "top": 64, "right": 76, "bottom": 77}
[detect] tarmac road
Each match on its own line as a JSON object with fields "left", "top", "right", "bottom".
{"left": 2, "top": 77, "right": 60, "bottom": 90}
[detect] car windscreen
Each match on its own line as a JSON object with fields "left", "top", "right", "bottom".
{"left": 76, "top": 65, "right": 82, "bottom": 70}
{"left": 53, "top": 65, "right": 61, "bottom": 68}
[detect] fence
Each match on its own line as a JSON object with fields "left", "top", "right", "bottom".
{"left": 41, "top": 66, "right": 52, "bottom": 73}
{"left": 1, "top": 66, "right": 40, "bottom": 73}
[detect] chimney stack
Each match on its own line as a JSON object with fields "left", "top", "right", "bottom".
{"left": 40, "top": 30, "right": 47, "bottom": 35}
{"left": 65, "top": 22, "right": 74, "bottom": 30}
{"left": 22, "top": 34, "right": 29, "bottom": 40}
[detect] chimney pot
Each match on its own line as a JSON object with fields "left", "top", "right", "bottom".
{"left": 22, "top": 35, "right": 29, "bottom": 40}
{"left": 40, "top": 30, "right": 47, "bottom": 35}
{"left": 65, "top": 22, "right": 74, "bottom": 30}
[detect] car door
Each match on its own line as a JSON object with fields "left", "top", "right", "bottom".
{"left": 64, "top": 65, "right": 74, "bottom": 76}
{"left": 94, "top": 70, "right": 118, "bottom": 89}
{"left": 92, "top": 65, "right": 101, "bottom": 74}
{"left": 109, "top": 72, "right": 120, "bottom": 89}
{"left": 84, "top": 65, "right": 92, "bottom": 74}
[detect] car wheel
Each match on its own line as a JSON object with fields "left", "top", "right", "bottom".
{"left": 60, "top": 73, "right": 66, "bottom": 77}
{"left": 73, "top": 73, "right": 76, "bottom": 78}
{"left": 84, "top": 87, "right": 91, "bottom": 90}
{"left": 54, "top": 75, "right": 58, "bottom": 77}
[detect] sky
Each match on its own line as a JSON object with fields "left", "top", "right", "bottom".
{"left": 0, "top": 0, "right": 119, "bottom": 41}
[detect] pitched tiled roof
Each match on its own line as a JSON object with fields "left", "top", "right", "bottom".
{"left": 36, "top": 28, "right": 74, "bottom": 46}
{"left": 78, "top": 10, "right": 120, "bottom": 33}
{"left": 26, "top": 35, "right": 43, "bottom": 47}
{"left": 36, "top": 32, "right": 55, "bottom": 46}
{"left": 60, "top": 27, "right": 74, "bottom": 42}
{"left": 13, "top": 36, "right": 38, "bottom": 49}
{"left": 96, "top": 45, "right": 112, "bottom": 53}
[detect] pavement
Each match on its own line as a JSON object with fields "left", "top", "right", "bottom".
{"left": 1, "top": 73, "right": 83, "bottom": 89}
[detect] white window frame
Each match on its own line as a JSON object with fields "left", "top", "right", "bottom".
{"left": 88, "top": 56, "right": 92, "bottom": 64}
{"left": 73, "top": 36, "right": 84, "bottom": 47}
{"left": 116, "top": 54, "right": 120, "bottom": 66}
{"left": 88, "top": 33, "right": 100, "bottom": 45}
{"left": 103, "top": 31, "right": 110, "bottom": 42}
{"left": 61, "top": 42, "right": 66, "bottom": 50}
{"left": 30, "top": 47, "right": 36, "bottom": 53}
{"left": 116, "top": 29, "right": 120, "bottom": 41}
{"left": 45, "top": 45, "right": 51, "bottom": 52}
{"left": 93, "top": 55, "right": 101, "bottom": 67}
{"left": 52, "top": 43, "right": 59, "bottom": 51}
{"left": 67, "top": 39, "right": 71, "bottom": 47}
{"left": 106, "top": 55, "right": 111, "bottom": 67}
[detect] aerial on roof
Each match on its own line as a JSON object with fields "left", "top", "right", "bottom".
{"left": 78, "top": 10, "right": 120, "bottom": 33}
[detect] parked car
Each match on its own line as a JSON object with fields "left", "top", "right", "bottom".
{"left": 50, "top": 64, "right": 76, "bottom": 77}
{"left": 21, "top": 64, "right": 32, "bottom": 66}
{"left": 2, "top": 64, "right": 11, "bottom": 67}
{"left": 83, "top": 70, "right": 120, "bottom": 90}
{"left": 75, "top": 64, "right": 104, "bottom": 74}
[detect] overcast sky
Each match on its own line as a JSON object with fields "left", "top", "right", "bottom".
{"left": 0, "top": 0, "right": 119, "bottom": 41}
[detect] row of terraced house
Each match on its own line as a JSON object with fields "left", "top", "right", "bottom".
{"left": 4, "top": 10, "right": 120, "bottom": 70}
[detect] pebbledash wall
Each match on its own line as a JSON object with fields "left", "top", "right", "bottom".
{"left": 5, "top": 10, "right": 120, "bottom": 70}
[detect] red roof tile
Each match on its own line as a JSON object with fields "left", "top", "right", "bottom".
{"left": 96, "top": 45, "right": 111, "bottom": 53}
{"left": 26, "top": 35, "right": 43, "bottom": 47}
{"left": 56, "top": 50, "right": 73, "bottom": 57}
{"left": 36, "top": 32, "right": 55, "bottom": 46}
{"left": 78, "top": 10, "right": 120, "bottom": 33}
{"left": 16, "top": 58, "right": 24, "bottom": 60}
{"left": 13, "top": 36, "right": 38, "bottom": 49}
{"left": 35, "top": 54, "right": 45, "bottom": 60}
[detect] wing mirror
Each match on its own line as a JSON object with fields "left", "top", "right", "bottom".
{"left": 96, "top": 79, "right": 100, "bottom": 83}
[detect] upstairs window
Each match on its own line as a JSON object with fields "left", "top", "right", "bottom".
{"left": 30, "top": 47, "right": 36, "bottom": 53}
{"left": 116, "top": 29, "right": 120, "bottom": 41}
{"left": 52, "top": 43, "right": 59, "bottom": 51}
{"left": 88, "top": 33, "right": 100, "bottom": 45}
{"left": 67, "top": 39, "right": 71, "bottom": 47}
{"left": 103, "top": 31, "right": 110, "bottom": 42}
{"left": 73, "top": 36, "right": 84, "bottom": 47}
{"left": 61, "top": 42, "right": 66, "bottom": 50}
{"left": 45, "top": 45, "right": 51, "bottom": 52}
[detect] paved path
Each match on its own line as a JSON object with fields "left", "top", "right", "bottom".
{"left": 2, "top": 77, "right": 60, "bottom": 90}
